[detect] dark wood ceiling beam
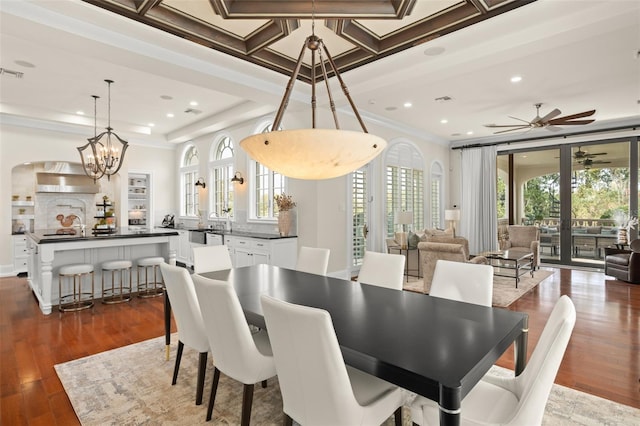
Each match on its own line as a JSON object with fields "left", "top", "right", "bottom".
{"left": 327, "top": 20, "right": 380, "bottom": 55}
{"left": 211, "top": 0, "right": 410, "bottom": 19}
{"left": 245, "top": 20, "right": 299, "bottom": 55}
{"left": 136, "top": 0, "right": 163, "bottom": 16}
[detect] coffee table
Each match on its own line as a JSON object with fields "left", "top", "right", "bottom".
{"left": 476, "top": 248, "right": 534, "bottom": 288}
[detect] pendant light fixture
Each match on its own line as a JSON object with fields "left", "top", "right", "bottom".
{"left": 239, "top": 2, "right": 386, "bottom": 180}
{"left": 87, "top": 79, "right": 128, "bottom": 181}
{"left": 77, "top": 95, "right": 104, "bottom": 183}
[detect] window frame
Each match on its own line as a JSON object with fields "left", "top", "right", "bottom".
{"left": 180, "top": 144, "right": 200, "bottom": 218}
{"left": 208, "top": 135, "right": 235, "bottom": 220}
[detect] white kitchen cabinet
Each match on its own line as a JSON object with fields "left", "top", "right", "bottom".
{"left": 13, "top": 234, "right": 29, "bottom": 274}
{"left": 225, "top": 235, "right": 297, "bottom": 269}
{"left": 176, "top": 230, "right": 191, "bottom": 266}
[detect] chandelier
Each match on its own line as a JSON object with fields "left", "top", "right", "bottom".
{"left": 239, "top": 10, "right": 386, "bottom": 180}
{"left": 78, "top": 79, "right": 128, "bottom": 181}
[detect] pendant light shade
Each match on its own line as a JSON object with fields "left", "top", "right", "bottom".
{"left": 241, "top": 129, "right": 385, "bottom": 180}
{"left": 240, "top": 28, "right": 386, "bottom": 180}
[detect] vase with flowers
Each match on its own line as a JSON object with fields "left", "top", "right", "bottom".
{"left": 275, "top": 193, "right": 296, "bottom": 237}
{"left": 613, "top": 211, "right": 638, "bottom": 245}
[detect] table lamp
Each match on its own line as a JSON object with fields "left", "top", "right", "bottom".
{"left": 444, "top": 209, "right": 461, "bottom": 237}
{"left": 396, "top": 211, "right": 413, "bottom": 249}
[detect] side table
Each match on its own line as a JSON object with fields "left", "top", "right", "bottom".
{"left": 389, "top": 246, "right": 420, "bottom": 280}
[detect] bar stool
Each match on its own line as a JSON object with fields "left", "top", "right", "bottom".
{"left": 101, "top": 260, "right": 132, "bottom": 304}
{"left": 58, "top": 263, "right": 94, "bottom": 312}
{"left": 137, "top": 256, "right": 165, "bottom": 298}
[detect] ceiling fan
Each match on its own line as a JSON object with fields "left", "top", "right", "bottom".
{"left": 579, "top": 158, "right": 611, "bottom": 169}
{"left": 484, "top": 103, "right": 596, "bottom": 134}
{"left": 573, "top": 146, "right": 607, "bottom": 161}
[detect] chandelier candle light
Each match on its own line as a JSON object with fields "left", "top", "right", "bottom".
{"left": 78, "top": 79, "right": 128, "bottom": 182}
{"left": 239, "top": 5, "right": 386, "bottom": 180}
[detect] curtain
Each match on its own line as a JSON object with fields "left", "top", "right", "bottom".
{"left": 460, "top": 145, "right": 498, "bottom": 254}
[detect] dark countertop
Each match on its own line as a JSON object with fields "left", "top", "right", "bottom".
{"left": 159, "top": 226, "right": 296, "bottom": 240}
{"left": 28, "top": 228, "right": 179, "bottom": 244}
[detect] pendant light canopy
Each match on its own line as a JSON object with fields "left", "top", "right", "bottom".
{"left": 78, "top": 79, "right": 128, "bottom": 182}
{"left": 240, "top": 20, "right": 386, "bottom": 180}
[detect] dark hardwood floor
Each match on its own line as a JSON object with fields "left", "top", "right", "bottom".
{"left": 1, "top": 267, "right": 638, "bottom": 424}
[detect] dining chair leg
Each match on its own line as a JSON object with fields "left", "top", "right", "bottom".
{"left": 241, "top": 383, "right": 254, "bottom": 426}
{"left": 172, "top": 341, "right": 184, "bottom": 385}
{"left": 196, "top": 352, "right": 208, "bottom": 405}
{"left": 206, "top": 367, "right": 221, "bottom": 421}
{"left": 283, "top": 413, "right": 293, "bottom": 426}
{"left": 394, "top": 407, "right": 402, "bottom": 426}
{"left": 261, "top": 379, "right": 267, "bottom": 388}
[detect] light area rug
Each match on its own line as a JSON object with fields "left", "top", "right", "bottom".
{"left": 55, "top": 334, "right": 640, "bottom": 425}
{"left": 403, "top": 269, "right": 554, "bottom": 307}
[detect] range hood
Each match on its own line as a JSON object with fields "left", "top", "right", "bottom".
{"left": 36, "top": 162, "right": 100, "bottom": 194}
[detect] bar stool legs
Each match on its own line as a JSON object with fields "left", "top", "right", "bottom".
{"left": 58, "top": 264, "right": 95, "bottom": 312}
{"left": 137, "top": 257, "right": 165, "bottom": 298}
{"left": 101, "top": 260, "right": 133, "bottom": 304}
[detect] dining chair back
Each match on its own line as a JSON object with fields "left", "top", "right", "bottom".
{"left": 192, "top": 274, "right": 276, "bottom": 424}
{"left": 411, "top": 295, "right": 576, "bottom": 425}
{"left": 357, "top": 251, "right": 405, "bottom": 290}
{"left": 295, "top": 246, "right": 330, "bottom": 275}
{"left": 192, "top": 245, "right": 232, "bottom": 274}
{"left": 429, "top": 259, "right": 494, "bottom": 306}
{"left": 159, "top": 263, "right": 209, "bottom": 405}
{"left": 261, "top": 294, "right": 404, "bottom": 426}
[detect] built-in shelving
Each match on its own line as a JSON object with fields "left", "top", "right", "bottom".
{"left": 128, "top": 172, "right": 151, "bottom": 227}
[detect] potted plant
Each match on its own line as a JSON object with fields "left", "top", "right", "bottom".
{"left": 274, "top": 194, "right": 296, "bottom": 236}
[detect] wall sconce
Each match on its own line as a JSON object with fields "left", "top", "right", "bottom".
{"left": 195, "top": 177, "right": 206, "bottom": 189}
{"left": 230, "top": 172, "right": 244, "bottom": 185}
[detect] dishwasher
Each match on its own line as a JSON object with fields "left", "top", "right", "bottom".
{"left": 205, "top": 232, "right": 223, "bottom": 246}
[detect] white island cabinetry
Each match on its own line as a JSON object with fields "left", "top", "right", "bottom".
{"left": 225, "top": 235, "right": 297, "bottom": 269}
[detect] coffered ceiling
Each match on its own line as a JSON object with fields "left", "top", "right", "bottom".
{"left": 1, "top": 0, "right": 639, "bottom": 146}
{"left": 83, "top": 0, "right": 533, "bottom": 82}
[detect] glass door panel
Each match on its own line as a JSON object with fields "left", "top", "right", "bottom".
{"left": 570, "top": 142, "right": 630, "bottom": 264}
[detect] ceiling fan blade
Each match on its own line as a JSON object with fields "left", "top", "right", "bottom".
{"left": 484, "top": 124, "right": 530, "bottom": 128}
{"left": 548, "top": 119, "right": 595, "bottom": 126}
{"left": 535, "top": 108, "right": 561, "bottom": 124}
{"left": 493, "top": 126, "right": 531, "bottom": 134}
{"left": 545, "top": 125, "right": 562, "bottom": 132}
{"left": 507, "top": 115, "right": 532, "bottom": 125}
{"left": 551, "top": 110, "right": 596, "bottom": 121}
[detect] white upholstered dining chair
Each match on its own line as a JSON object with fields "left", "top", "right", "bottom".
{"left": 191, "top": 245, "right": 232, "bottom": 274}
{"left": 429, "top": 259, "right": 494, "bottom": 307}
{"left": 295, "top": 246, "right": 330, "bottom": 275}
{"left": 260, "top": 294, "right": 404, "bottom": 426}
{"left": 411, "top": 295, "right": 576, "bottom": 425}
{"left": 159, "top": 263, "right": 210, "bottom": 406}
{"left": 191, "top": 274, "right": 276, "bottom": 425}
{"left": 357, "top": 251, "right": 406, "bottom": 290}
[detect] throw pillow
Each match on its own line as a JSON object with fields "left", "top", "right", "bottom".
{"left": 408, "top": 232, "right": 420, "bottom": 249}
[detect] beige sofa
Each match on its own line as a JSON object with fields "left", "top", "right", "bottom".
{"left": 386, "top": 228, "right": 454, "bottom": 278}
{"left": 416, "top": 237, "right": 488, "bottom": 294}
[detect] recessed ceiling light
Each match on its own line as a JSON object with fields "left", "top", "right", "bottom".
{"left": 166, "top": 113, "right": 174, "bottom": 118}
{"left": 440, "top": 119, "right": 448, "bottom": 124}
{"left": 466, "top": 131, "right": 474, "bottom": 135}
{"left": 385, "top": 106, "right": 397, "bottom": 111}
{"left": 160, "top": 95, "right": 173, "bottom": 100}
{"left": 76, "top": 111, "right": 84, "bottom": 115}
{"left": 424, "top": 46, "right": 445, "bottom": 56}
{"left": 404, "top": 102, "right": 412, "bottom": 108}
{"left": 510, "top": 75, "right": 522, "bottom": 83}
{"left": 190, "top": 101, "right": 198, "bottom": 106}
{"left": 148, "top": 123, "right": 155, "bottom": 127}
{"left": 14, "top": 60, "right": 35, "bottom": 68}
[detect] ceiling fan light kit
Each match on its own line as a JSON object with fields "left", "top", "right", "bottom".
{"left": 485, "top": 103, "right": 596, "bottom": 134}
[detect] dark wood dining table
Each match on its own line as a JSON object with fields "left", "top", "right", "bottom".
{"left": 166, "top": 264, "right": 529, "bottom": 426}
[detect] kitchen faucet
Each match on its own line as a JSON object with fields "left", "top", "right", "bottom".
{"left": 72, "top": 215, "right": 86, "bottom": 236}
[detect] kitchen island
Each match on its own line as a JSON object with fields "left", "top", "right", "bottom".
{"left": 26, "top": 228, "right": 179, "bottom": 314}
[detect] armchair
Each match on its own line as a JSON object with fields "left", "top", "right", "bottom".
{"left": 500, "top": 225, "right": 540, "bottom": 270}
{"left": 417, "top": 237, "right": 488, "bottom": 294}
{"left": 604, "top": 239, "right": 640, "bottom": 284}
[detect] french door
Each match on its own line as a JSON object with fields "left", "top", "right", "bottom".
{"left": 349, "top": 165, "right": 373, "bottom": 277}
